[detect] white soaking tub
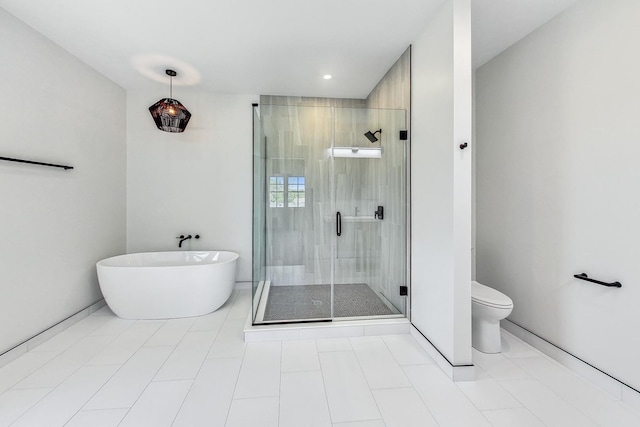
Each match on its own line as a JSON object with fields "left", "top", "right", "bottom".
{"left": 96, "top": 251, "right": 239, "bottom": 319}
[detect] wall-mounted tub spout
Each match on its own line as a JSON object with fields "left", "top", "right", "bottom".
{"left": 177, "top": 234, "right": 200, "bottom": 248}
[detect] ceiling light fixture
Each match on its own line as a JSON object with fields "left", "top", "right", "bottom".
{"left": 323, "top": 74, "right": 332, "bottom": 80}
{"left": 148, "top": 69, "right": 192, "bottom": 133}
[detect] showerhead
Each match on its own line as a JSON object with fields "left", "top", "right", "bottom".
{"left": 364, "top": 129, "right": 382, "bottom": 143}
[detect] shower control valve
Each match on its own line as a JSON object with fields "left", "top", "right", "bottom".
{"left": 374, "top": 206, "right": 384, "bottom": 220}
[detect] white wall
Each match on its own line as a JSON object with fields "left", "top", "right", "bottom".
{"left": 0, "top": 9, "right": 126, "bottom": 354}
{"left": 411, "top": 0, "right": 473, "bottom": 366}
{"left": 127, "top": 91, "right": 256, "bottom": 282}
{"left": 476, "top": 0, "right": 640, "bottom": 390}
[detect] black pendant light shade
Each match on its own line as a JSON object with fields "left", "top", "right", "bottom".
{"left": 149, "top": 70, "right": 191, "bottom": 133}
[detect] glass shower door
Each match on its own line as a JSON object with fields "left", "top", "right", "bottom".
{"left": 332, "top": 107, "right": 407, "bottom": 318}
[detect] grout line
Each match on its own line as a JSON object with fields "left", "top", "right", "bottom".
{"left": 276, "top": 341, "right": 282, "bottom": 426}
{"left": 6, "top": 387, "right": 55, "bottom": 426}
{"left": 317, "top": 347, "right": 336, "bottom": 424}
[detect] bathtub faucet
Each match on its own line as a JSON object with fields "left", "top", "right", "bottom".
{"left": 177, "top": 235, "right": 191, "bottom": 248}
{"left": 177, "top": 234, "right": 200, "bottom": 248}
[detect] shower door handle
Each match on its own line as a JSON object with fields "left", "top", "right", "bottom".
{"left": 336, "top": 211, "right": 342, "bottom": 236}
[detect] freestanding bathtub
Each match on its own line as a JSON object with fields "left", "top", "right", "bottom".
{"left": 96, "top": 251, "right": 239, "bottom": 320}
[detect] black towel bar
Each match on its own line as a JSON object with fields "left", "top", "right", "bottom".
{"left": 0, "top": 156, "right": 74, "bottom": 170}
{"left": 573, "top": 273, "right": 622, "bottom": 288}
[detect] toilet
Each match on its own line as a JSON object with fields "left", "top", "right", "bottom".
{"left": 471, "top": 281, "right": 513, "bottom": 353}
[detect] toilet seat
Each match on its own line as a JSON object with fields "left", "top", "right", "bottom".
{"left": 472, "top": 281, "right": 513, "bottom": 309}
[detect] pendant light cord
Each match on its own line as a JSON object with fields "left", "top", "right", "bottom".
{"left": 170, "top": 75, "right": 173, "bottom": 99}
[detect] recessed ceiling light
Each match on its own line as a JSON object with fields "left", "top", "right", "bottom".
{"left": 323, "top": 74, "right": 332, "bottom": 80}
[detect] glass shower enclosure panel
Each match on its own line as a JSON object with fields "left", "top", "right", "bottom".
{"left": 252, "top": 106, "right": 266, "bottom": 322}
{"left": 252, "top": 103, "right": 408, "bottom": 324}
{"left": 254, "top": 104, "right": 334, "bottom": 323}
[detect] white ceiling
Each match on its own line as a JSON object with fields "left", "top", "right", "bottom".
{"left": 0, "top": 0, "right": 579, "bottom": 98}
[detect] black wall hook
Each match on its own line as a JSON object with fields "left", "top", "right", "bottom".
{"left": 459, "top": 142, "right": 468, "bottom": 150}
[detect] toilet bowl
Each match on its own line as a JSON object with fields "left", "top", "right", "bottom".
{"left": 471, "top": 281, "right": 513, "bottom": 354}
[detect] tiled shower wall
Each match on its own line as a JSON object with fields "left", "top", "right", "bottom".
{"left": 366, "top": 47, "right": 411, "bottom": 312}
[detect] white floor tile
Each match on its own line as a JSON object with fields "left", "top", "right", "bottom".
{"left": 154, "top": 331, "right": 216, "bottom": 381}
{"left": 456, "top": 378, "right": 521, "bottom": 410}
{"left": 319, "top": 351, "right": 381, "bottom": 423}
{"left": 281, "top": 340, "right": 320, "bottom": 372}
{"left": 118, "top": 380, "right": 192, "bottom": 427}
{"left": 207, "top": 318, "right": 246, "bottom": 359}
{"left": 29, "top": 315, "right": 110, "bottom": 354}
{"left": 0, "top": 388, "right": 50, "bottom": 426}
{"left": 403, "top": 364, "right": 492, "bottom": 427}
{"left": 234, "top": 341, "right": 281, "bottom": 399}
{"left": 280, "top": 371, "right": 332, "bottom": 427}
{"left": 11, "top": 364, "right": 119, "bottom": 427}
{"left": 226, "top": 289, "right": 252, "bottom": 320}
{"left": 65, "top": 408, "right": 128, "bottom": 427}
{"left": 372, "top": 387, "right": 438, "bottom": 427}
{"left": 381, "top": 334, "right": 435, "bottom": 366}
{"left": 499, "top": 330, "right": 542, "bottom": 359}
{"left": 472, "top": 349, "right": 531, "bottom": 381}
{"left": 0, "top": 351, "right": 58, "bottom": 394}
{"left": 14, "top": 335, "right": 114, "bottom": 389}
{"left": 4, "top": 305, "right": 640, "bottom": 427}
{"left": 350, "top": 336, "right": 411, "bottom": 389}
{"left": 226, "top": 396, "right": 279, "bottom": 427}
{"left": 144, "top": 318, "right": 196, "bottom": 347}
{"left": 500, "top": 379, "right": 598, "bottom": 427}
{"left": 317, "top": 338, "right": 353, "bottom": 352}
{"left": 88, "top": 317, "right": 136, "bottom": 337}
{"left": 87, "top": 322, "right": 162, "bottom": 366}
{"left": 512, "top": 356, "right": 640, "bottom": 427}
{"left": 245, "top": 328, "right": 301, "bottom": 342}
{"left": 189, "top": 306, "right": 229, "bottom": 332}
{"left": 172, "top": 358, "right": 242, "bottom": 427}
{"left": 332, "top": 421, "right": 385, "bottom": 427}
{"left": 83, "top": 345, "right": 173, "bottom": 410}
{"left": 482, "top": 407, "right": 546, "bottom": 427}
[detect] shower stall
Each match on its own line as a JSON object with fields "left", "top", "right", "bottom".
{"left": 252, "top": 99, "right": 409, "bottom": 324}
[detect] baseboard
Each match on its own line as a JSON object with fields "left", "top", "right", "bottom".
{"left": 409, "top": 325, "right": 475, "bottom": 382}
{"left": 503, "top": 319, "right": 640, "bottom": 413}
{"left": 234, "top": 281, "right": 252, "bottom": 290}
{"left": 0, "top": 299, "right": 106, "bottom": 368}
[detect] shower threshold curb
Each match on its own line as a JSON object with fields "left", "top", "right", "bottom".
{"left": 243, "top": 315, "right": 410, "bottom": 342}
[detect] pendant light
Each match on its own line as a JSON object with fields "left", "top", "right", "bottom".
{"left": 148, "top": 69, "right": 192, "bottom": 133}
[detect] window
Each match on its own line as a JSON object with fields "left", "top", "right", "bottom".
{"left": 269, "top": 175, "right": 305, "bottom": 208}
{"left": 269, "top": 176, "right": 284, "bottom": 207}
{"left": 287, "top": 176, "right": 305, "bottom": 207}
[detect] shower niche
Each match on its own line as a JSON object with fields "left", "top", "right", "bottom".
{"left": 252, "top": 99, "right": 408, "bottom": 324}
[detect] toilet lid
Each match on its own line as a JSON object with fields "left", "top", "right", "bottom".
{"left": 472, "top": 281, "right": 513, "bottom": 308}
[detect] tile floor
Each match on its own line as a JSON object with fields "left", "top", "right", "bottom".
{"left": 1, "top": 289, "right": 639, "bottom": 426}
